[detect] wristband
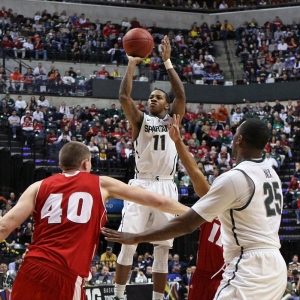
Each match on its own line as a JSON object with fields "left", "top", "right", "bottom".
{"left": 164, "top": 59, "right": 173, "bottom": 70}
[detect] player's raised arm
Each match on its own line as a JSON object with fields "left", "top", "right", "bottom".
{"left": 0, "top": 181, "right": 39, "bottom": 241}
{"left": 170, "top": 114, "right": 210, "bottom": 197}
{"left": 102, "top": 208, "right": 204, "bottom": 245}
{"left": 100, "top": 176, "right": 189, "bottom": 215}
{"left": 119, "top": 56, "right": 144, "bottom": 140}
{"left": 161, "top": 36, "right": 186, "bottom": 120}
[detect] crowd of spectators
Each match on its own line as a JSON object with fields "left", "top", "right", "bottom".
{"left": 173, "top": 99, "right": 300, "bottom": 200}
{"left": 235, "top": 16, "right": 300, "bottom": 84}
{"left": 0, "top": 6, "right": 226, "bottom": 84}
{"left": 2, "top": 89, "right": 300, "bottom": 197}
{"left": 0, "top": 61, "right": 95, "bottom": 95}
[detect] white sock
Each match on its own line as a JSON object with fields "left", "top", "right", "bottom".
{"left": 152, "top": 291, "right": 164, "bottom": 300}
{"left": 114, "top": 283, "right": 126, "bottom": 299}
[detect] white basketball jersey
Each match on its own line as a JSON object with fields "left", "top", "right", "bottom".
{"left": 134, "top": 113, "right": 177, "bottom": 176}
{"left": 220, "top": 160, "right": 282, "bottom": 261}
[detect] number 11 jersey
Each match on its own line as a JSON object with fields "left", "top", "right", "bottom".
{"left": 134, "top": 113, "right": 177, "bottom": 176}
{"left": 26, "top": 171, "right": 107, "bottom": 278}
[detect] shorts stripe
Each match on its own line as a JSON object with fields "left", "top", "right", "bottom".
{"left": 216, "top": 247, "right": 244, "bottom": 299}
{"left": 72, "top": 276, "right": 83, "bottom": 300}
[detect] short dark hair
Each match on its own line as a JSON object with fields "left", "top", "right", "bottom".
{"left": 239, "top": 119, "right": 269, "bottom": 150}
{"left": 59, "top": 142, "right": 90, "bottom": 170}
{"left": 154, "top": 89, "right": 170, "bottom": 103}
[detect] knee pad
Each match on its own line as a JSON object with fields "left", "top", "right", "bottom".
{"left": 117, "top": 244, "right": 137, "bottom": 266}
{"left": 152, "top": 245, "right": 169, "bottom": 273}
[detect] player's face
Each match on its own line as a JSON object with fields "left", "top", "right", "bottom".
{"left": 147, "top": 90, "right": 169, "bottom": 115}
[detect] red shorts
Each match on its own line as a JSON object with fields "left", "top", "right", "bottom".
{"left": 12, "top": 257, "right": 86, "bottom": 300}
{"left": 188, "top": 269, "right": 221, "bottom": 300}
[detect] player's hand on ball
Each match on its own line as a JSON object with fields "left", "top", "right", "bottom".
{"left": 169, "top": 114, "right": 181, "bottom": 143}
{"left": 102, "top": 227, "right": 138, "bottom": 245}
{"left": 161, "top": 35, "right": 171, "bottom": 62}
{"left": 127, "top": 55, "right": 146, "bottom": 65}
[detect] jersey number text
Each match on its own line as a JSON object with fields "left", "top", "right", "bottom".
{"left": 263, "top": 182, "right": 282, "bottom": 217}
{"left": 153, "top": 135, "right": 165, "bottom": 151}
{"left": 207, "top": 222, "right": 222, "bottom": 247}
{"left": 41, "top": 193, "right": 93, "bottom": 224}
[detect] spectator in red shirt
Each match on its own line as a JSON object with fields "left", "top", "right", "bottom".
{"left": 34, "top": 37, "right": 47, "bottom": 60}
{"left": 111, "top": 127, "right": 123, "bottom": 139}
{"left": 188, "top": 139, "right": 199, "bottom": 155}
{"left": 180, "top": 127, "right": 191, "bottom": 142}
{"left": 102, "top": 21, "right": 112, "bottom": 46}
{"left": 273, "top": 16, "right": 283, "bottom": 28}
{"left": 198, "top": 140, "right": 210, "bottom": 155}
{"left": 284, "top": 177, "right": 300, "bottom": 208}
{"left": 149, "top": 61, "right": 160, "bottom": 82}
{"left": 183, "top": 64, "right": 194, "bottom": 83}
{"left": 209, "top": 62, "right": 221, "bottom": 74}
{"left": 12, "top": 37, "right": 25, "bottom": 59}
{"left": 98, "top": 65, "right": 110, "bottom": 78}
{"left": 22, "top": 117, "right": 34, "bottom": 145}
{"left": 46, "top": 130, "right": 58, "bottom": 156}
{"left": 2, "top": 36, "right": 13, "bottom": 56}
{"left": 130, "top": 17, "right": 141, "bottom": 29}
{"left": 280, "top": 134, "right": 293, "bottom": 159}
{"left": 89, "top": 104, "right": 99, "bottom": 120}
{"left": 0, "top": 6, "right": 7, "bottom": 17}
{"left": 136, "top": 100, "right": 145, "bottom": 112}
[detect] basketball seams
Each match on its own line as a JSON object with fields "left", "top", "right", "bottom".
{"left": 123, "top": 28, "right": 154, "bottom": 57}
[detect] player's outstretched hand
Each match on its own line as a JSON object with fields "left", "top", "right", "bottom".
{"left": 161, "top": 35, "right": 171, "bottom": 62}
{"left": 102, "top": 227, "right": 138, "bottom": 245}
{"left": 127, "top": 55, "right": 147, "bottom": 65}
{"left": 169, "top": 114, "right": 181, "bottom": 143}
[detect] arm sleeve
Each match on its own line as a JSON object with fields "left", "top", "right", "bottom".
{"left": 192, "top": 170, "right": 255, "bottom": 222}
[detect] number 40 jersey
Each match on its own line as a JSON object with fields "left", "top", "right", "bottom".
{"left": 134, "top": 114, "right": 178, "bottom": 176}
{"left": 26, "top": 172, "right": 107, "bottom": 278}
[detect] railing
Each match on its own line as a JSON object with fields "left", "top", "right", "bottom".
{"left": 2, "top": 50, "right": 33, "bottom": 74}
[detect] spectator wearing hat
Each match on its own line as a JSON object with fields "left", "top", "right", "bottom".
{"left": 20, "top": 110, "right": 32, "bottom": 125}
{"left": 98, "top": 65, "right": 110, "bottom": 78}
{"left": 100, "top": 246, "right": 117, "bottom": 271}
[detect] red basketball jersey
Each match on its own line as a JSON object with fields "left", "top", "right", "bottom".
{"left": 197, "top": 219, "right": 224, "bottom": 279}
{"left": 26, "top": 172, "right": 107, "bottom": 278}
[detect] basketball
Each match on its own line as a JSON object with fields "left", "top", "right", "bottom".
{"left": 123, "top": 28, "right": 154, "bottom": 58}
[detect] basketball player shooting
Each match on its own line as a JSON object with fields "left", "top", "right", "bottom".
{"left": 112, "top": 35, "right": 186, "bottom": 300}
